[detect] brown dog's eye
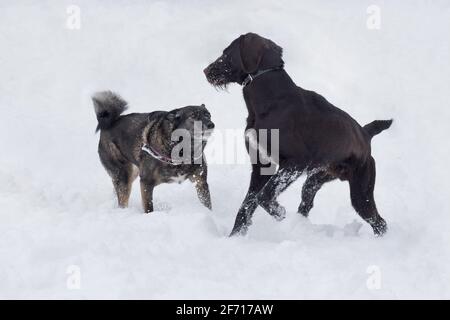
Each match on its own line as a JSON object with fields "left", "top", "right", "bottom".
{"left": 219, "top": 54, "right": 228, "bottom": 63}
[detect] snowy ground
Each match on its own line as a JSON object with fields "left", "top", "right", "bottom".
{"left": 1, "top": 0, "right": 449, "bottom": 299}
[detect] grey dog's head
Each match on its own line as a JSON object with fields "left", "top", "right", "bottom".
{"left": 203, "top": 33, "right": 284, "bottom": 88}
{"left": 163, "top": 104, "right": 215, "bottom": 155}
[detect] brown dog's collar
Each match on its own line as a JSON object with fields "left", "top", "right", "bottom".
{"left": 242, "top": 67, "right": 282, "bottom": 87}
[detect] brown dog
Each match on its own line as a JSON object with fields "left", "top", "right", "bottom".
{"left": 204, "top": 33, "right": 392, "bottom": 236}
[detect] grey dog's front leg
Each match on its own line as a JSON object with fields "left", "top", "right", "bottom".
{"left": 191, "top": 169, "right": 212, "bottom": 210}
{"left": 140, "top": 179, "right": 155, "bottom": 213}
{"left": 196, "top": 179, "right": 212, "bottom": 210}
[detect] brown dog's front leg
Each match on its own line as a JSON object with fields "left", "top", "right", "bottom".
{"left": 230, "top": 164, "right": 272, "bottom": 236}
{"left": 140, "top": 179, "right": 155, "bottom": 213}
{"left": 298, "top": 170, "right": 336, "bottom": 217}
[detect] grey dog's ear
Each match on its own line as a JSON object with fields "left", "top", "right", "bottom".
{"left": 166, "top": 110, "right": 181, "bottom": 122}
{"left": 239, "top": 33, "right": 283, "bottom": 74}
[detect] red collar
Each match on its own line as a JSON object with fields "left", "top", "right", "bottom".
{"left": 142, "top": 144, "right": 204, "bottom": 165}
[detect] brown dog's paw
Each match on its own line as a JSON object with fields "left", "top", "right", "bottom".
{"left": 298, "top": 202, "right": 312, "bottom": 217}
{"left": 370, "top": 218, "right": 388, "bottom": 237}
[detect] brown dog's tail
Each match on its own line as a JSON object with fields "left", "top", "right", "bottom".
{"left": 92, "top": 91, "right": 128, "bottom": 132}
{"left": 363, "top": 119, "right": 393, "bottom": 139}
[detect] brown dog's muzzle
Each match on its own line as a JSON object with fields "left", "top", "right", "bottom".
{"left": 203, "top": 54, "right": 234, "bottom": 88}
{"left": 203, "top": 63, "right": 217, "bottom": 84}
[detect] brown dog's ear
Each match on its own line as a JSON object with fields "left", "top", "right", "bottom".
{"left": 239, "top": 33, "right": 264, "bottom": 74}
{"left": 239, "top": 33, "right": 283, "bottom": 74}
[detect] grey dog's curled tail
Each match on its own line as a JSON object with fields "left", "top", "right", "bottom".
{"left": 92, "top": 91, "right": 128, "bottom": 132}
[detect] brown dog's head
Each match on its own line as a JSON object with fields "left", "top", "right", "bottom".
{"left": 203, "top": 33, "right": 284, "bottom": 88}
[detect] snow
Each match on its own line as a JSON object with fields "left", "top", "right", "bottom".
{"left": 1, "top": 0, "right": 450, "bottom": 299}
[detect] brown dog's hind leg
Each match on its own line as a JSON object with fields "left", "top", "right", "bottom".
{"left": 298, "top": 170, "right": 336, "bottom": 217}
{"left": 349, "top": 157, "right": 387, "bottom": 236}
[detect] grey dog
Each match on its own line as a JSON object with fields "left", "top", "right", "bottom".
{"left": 92, "top": 91, "right": 215, "bottom": 212}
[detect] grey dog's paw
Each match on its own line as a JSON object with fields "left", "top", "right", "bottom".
{"left": 154, "top": 201, "right": 172, "bottom": 212}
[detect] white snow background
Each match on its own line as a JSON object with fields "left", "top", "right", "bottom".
{"left": 0, "top": 0, "right": 449, "bottom": 299}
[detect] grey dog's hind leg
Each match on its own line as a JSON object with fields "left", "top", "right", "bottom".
{"left": 111, "top": 164, "right": 138, "bottom": 208}
{"left": 99, "top": 142, "right": 138, "bottom": 208}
